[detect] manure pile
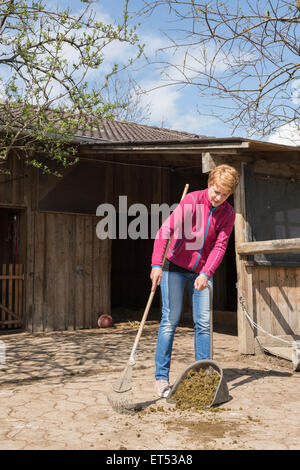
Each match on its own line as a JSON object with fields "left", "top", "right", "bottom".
{"left": 171, "top": 368, "right": 220, "bottom": 410}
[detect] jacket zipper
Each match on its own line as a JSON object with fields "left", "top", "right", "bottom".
{"left": 191, "top": 205, "right": 217, "bottom": 272}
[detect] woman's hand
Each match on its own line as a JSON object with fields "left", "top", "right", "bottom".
{"left": 194, "top": 273, "right": 209, "bottom": 292}
{"left": 150, "top": 267, "right": 163, "bottom": 292}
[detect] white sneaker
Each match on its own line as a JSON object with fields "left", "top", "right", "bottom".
{"left": 155, "top": 380, "right": 171, "bottom": 398}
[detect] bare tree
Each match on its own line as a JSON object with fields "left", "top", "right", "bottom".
{"left": 138, "top": 0, "right": 300, "bottom": 139}
{"left": 0, "top": 0, "right": 144, "bottom": 175}
{"left": 101, "top": 73, "right": 151, "bottom": 123}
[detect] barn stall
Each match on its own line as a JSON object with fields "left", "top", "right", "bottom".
{"left": 0, "top": 121, "right": 299, "bottom": 364}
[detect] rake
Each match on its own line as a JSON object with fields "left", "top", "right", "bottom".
{"left": 107, "top": 183, "right": 189, "bottom": 413}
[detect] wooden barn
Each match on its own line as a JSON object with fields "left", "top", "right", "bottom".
{"left": 0, "top": 119, "right": 300, "bottom": 360}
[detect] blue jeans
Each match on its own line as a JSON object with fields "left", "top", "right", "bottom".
{"left": 155, "top": 270, "right": 213, "bottom": 381}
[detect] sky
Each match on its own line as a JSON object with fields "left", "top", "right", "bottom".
{"left": 48, "top": 0, "right": 300, "bottom": 145}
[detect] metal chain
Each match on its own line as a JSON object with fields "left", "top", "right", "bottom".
{"left": 238, "top": 290, "right": 293, "bottom": 346}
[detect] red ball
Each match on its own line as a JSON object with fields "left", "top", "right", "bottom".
{"left": 97, "top": 314, "right": 113, "bottom": 328}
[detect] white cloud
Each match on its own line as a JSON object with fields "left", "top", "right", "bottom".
{"left": 137, "top": 78, "right": 217, "bottom": 134}
{"left": 138, "top": 79, "right": 179, "bottom": 123}
{"left": 291, "top": 79, "right": 300, "bottom": 105}
{"left": 141, "top": 33, "right": 169, "bottom": 59}
{"left": 268, "top": 122, "right": 300, "bottom": 147}
{"left": 168, "top": 112, "right": 216, "bottom": 135}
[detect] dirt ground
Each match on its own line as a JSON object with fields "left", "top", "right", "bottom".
{"left": 0, "top": 321, "right": 299, "bottom": 450}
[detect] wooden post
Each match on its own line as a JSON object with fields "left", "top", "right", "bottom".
{"left": 1, "top": 265, "right": 6, "bottom": 328}
{"left": 202, "top": 152, "right": 216, "bottom": 174}
{"left": 234, "top": 162, "right": 255, "bottom": 354}
{"left": 24, "top": 166, "right": 38, "bottom": 332}
{"left": 14, "top": 264, "right": 19, "bottom": 326}
{"left": 8, "top": 264, "right": 13, "bottom": 328}
{"left": 19, "top": 264, "right": 23, "bottom": 325}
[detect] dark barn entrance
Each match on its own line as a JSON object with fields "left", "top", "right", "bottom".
{"left": 0, "top": 208, "right": 25, "bottom": 330}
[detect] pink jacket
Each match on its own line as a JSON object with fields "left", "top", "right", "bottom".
{"left": 151, "top": 189, "right": 235, "bottom": 279}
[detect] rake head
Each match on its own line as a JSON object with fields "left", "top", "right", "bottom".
{"left": 107, "top": 390, "right": 135, "bottom": 414}
{"left": 107, "top": 363, "right": 136, "bottom": 414}
{"left": 112, "top": 364, "right": 133, "bottom": 393}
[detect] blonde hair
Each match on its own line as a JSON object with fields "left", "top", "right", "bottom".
{"left": 208, "top": 164, "right": 239, "bottom": 194}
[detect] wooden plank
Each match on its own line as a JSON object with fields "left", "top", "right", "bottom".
{"left": 14, "top": 264, "right": 19, "bottom": 321}
{"left": 84, "top": 216, "right": 93, "bottom": 329}
{"left": 62, "top": 215, "right": 70, "bottom": 331}
{"left": 8, "top": 264, "right": 13, "bottom": 327}
{"left": 237, "top": 237, "right": 300, "bottom": 255}
{"left": 256, "top": 333, "right": 300, "bottom": 348}
{"left": 257, "top": 267, "right": 271, "bottom": 336}
{"left": 253, "top": 159, "right": 300, "bottom": 179}
{"left": 200, "top": 153, "right": 238, "bottom": 174}
{"left": 55, "top": 213, "right": 67, "bottom": 330}
{"left": 44, "top": 213, "right": 55, "bottom": 332}
{"left": 0, "top": 275, "right": 24, "bottom": 279}
{"left": 38, "top": 209, "right": 101, "bottom": 217}
{"left": 263, "top": 345, "right": 293, "bottom": 362}
{"left": 246, "top": 265, "right": 256, "bottom": 335}
{"left": 75, "top": 216, "right": 85, "bottom": 329}
{"left": 33, "top": 213, "right": 45, "bottom": 332}
{"left": 11, "top": 153, "right": 18, "bottom": 205}
{"left": 23, "top": 167, "right": 37, "bottom": 331}
{"left": 250, "top": 266, "right": 260, "bottom": 337}
{"left": 67, "top": 215, "right": 75, "bottom": 331}
{"left": 0, "top": 303, "right": 20, "bottom": 319}
{"left": 18, "top": 264, "right": 23, "bottom": 326}
{"left": 0, "top": 203, "right": 27, "bottom": 209}
{"left": 1, "top": 264, "right": 6, "bottom": 326}
{"left": 0, "top": 320, "right": 24, "bottom": 325}
{"left": 287, "top": 268, "right": 298, "bottom": 334}
{"left": 269, "top": 267, "right": 280, "bottom": 337}
{"left": 274, "top": 267, "right": 292, "bottom": 336}
{"left": 234, "top": 162, "right": 255, "bottom": 354}
{"left": 92, "top": 217, "right": 101, "bottom": 328}
{"left": 202, "top": 152, "right": 216, "bottom": 174}
{"left": 99, "top": 237, "right": 111, "bottom": 318}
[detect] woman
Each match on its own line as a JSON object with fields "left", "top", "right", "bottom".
{"left": 150, "top": 164, "right": 239, "bottom": 397}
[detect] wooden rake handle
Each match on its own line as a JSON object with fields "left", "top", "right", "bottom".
{"left": 128, "top": 184, "right": 190, "bottom": 364}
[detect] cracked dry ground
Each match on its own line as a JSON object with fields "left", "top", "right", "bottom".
{"left": 0, "top": 324, "right": 300, "bottom": 450}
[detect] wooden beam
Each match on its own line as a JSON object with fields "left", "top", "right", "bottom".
{"left": 79, "top": 141, "right": 251, "bottom": 153}
{"left": 202, "top": 152, "right": 215, "bottom": 173}
{"left": 234, "top": 162, "right": 255, "bottom": 354}
{"left": 237, "top": 238, "right": 300, "bottom": 255}
{"left": 0, "top": 275, "right": 24, "bottom": 280}
{"left": 201, "top": 152, "right": 244, "bottom": 174}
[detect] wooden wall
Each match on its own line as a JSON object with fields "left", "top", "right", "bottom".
{"left": 9, "top": 150, "right": 300, "bottom": 340}
{"left": 29, "top": 212, "right": 110, "bottom": 332}
{"left": 251, "top": 266, "right": 300, "bottom": 337}
{"left": 0, "top": 153, "right": 239, "bottom": 332}
{"left": 234, "top": 159, "right": 300, "bottom": 353}
{"left": 0, "top": 153, "right": 26, "bottom": 206}
{"left": 248, "top": 160, "right": 300, "bottom": 342}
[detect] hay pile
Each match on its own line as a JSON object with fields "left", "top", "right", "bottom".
{"left": 171, "top": 368, "right": 220, "bottom": 410}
